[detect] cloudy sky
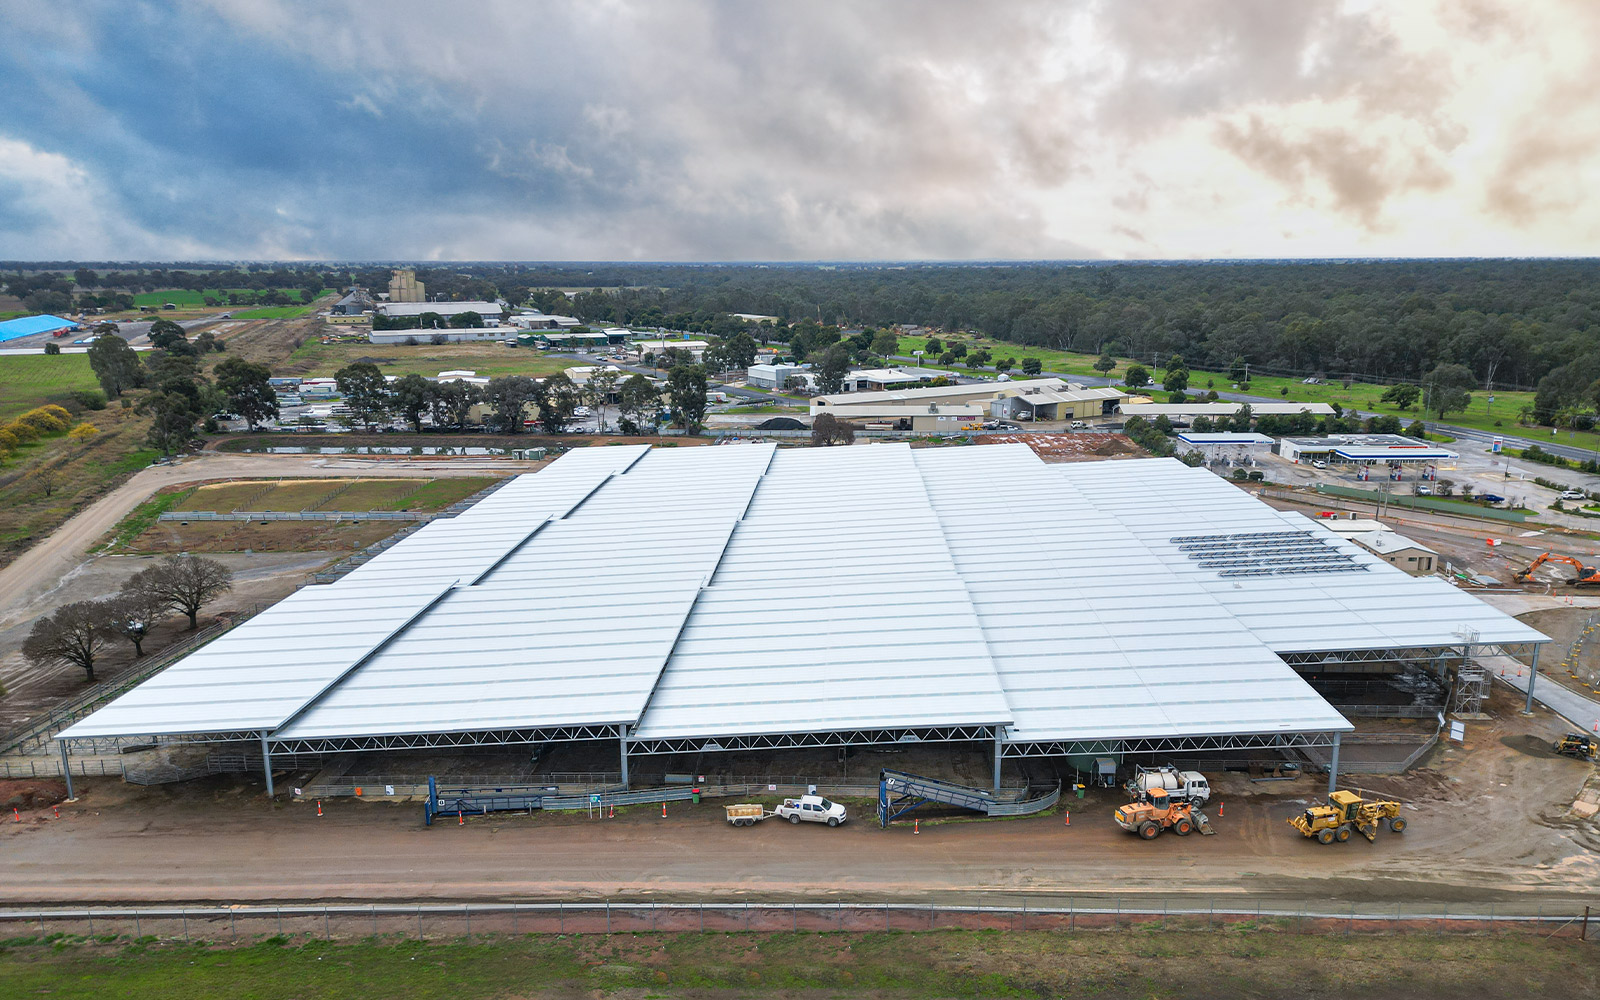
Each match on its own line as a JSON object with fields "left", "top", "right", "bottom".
{"left": 1, "top": 0, "right": 1597, "bottom": 261}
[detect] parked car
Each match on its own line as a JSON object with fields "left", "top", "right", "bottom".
{"left": 1311, "top": 460, "right": 1327, "bottom": 469}
{"left": 773, "top": 794, "right": 848, "bottom": 827}
{"left": 1480, "top": 493, "right": 1507, "bottom": 504}
{"left": 1415, "top": 485, "right": 1433, "bottom": 495}
{"left": 1561, "top": 490, "right": 1588, "bottom": 500}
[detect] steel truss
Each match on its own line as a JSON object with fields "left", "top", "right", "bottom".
{"left": 625, "top": 725, "right": 998, "bottom": 756}
{"left": 266, "top": 725, "right": 624, "bottom": 755}
{"left": 1278, "top": 641, "right": 1546, "bottom": 667}
{"left": 1001, "top": 730, "right": 1339, "bottom": 759}
{"left": 55, "top": 731, "right": 269, "bottom": 753}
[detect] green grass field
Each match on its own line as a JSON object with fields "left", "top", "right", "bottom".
{"left": 131, "top": 288, "right": 313, "bottom": 308}
{"left": 0, "top": 930, "right": 1590, "bottom": 1000}
{"left": 0, "top": 354, "right": 101, "bottom": 420}
{"left": 288, "top": 339, "right": 574, "bottom": 379}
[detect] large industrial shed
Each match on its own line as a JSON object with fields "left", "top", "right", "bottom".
{"left": 55, "top": 443, "right": 1546, "bottom": 795}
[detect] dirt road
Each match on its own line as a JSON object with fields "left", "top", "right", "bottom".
{"left": 0, "top": 452, "right": 527, "bottom": 631}
{"left": 4, "top": 692, "right": 1598, "bottom": 906}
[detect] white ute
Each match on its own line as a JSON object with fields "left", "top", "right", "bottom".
{"left": 775, "top": 794, "right": 848, "bottom": 826}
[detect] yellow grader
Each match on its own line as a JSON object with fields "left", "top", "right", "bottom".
{"left": 1289, "top": 789, "right": 1406, "bottom": 844}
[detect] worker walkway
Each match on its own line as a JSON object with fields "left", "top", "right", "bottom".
{"left": 1487, "top": 653, "right": 1600, "bottom": 734}
{"left": 876, "top": 769, "right": 1061, "bottom": 828}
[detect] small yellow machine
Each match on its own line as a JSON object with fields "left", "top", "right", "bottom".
{"left": 1289, "top": 790, "right": 1406, "bottom": 844}
{"left": 1554, "top": 733, "right": 1600, "bottom": 760}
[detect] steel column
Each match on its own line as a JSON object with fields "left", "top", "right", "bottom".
{"left": 619, "top": 737, "right": 630, "bottom": 789}
{"left": 992, "top": 728, "right": 1003, "bottom": 792}
{"left": 1326, "top": 732, "right": 1342, "bottom": 795}
{"left": 59, "top": 741, "right": 74, "bottom": 801}
{"left": 260, "top": 733, "right": 275, "bottom": 797}
{"left": 1524, "top": 645, "right": 1540, "bottom": 715}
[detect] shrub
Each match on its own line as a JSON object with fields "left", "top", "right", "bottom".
{"left": 0, "top": 427, "right": 17, "bottom": 451}
{"left": 4, "top": 420, "right": 38, "bottom": 443}
{"left": 71, "top": 389, "right": 107, "bottom": 411}
{"left": 69, "top": 423, "right": 99, "bottom": 441}
{"left": 43, "top": 342, "right": 61, "bottom": 355}
{"left": 38, "top": 404, "right": 72, "bottom": 423}
{"left": 17, "top": 408, "right": 69, "bottom": 434}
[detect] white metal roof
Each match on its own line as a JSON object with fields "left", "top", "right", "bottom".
{"left": 1122, "top": 402, "right": 1337, "bottom": 417}
{"left": 61, "top": 443, "right": 1546, "bottom": 749}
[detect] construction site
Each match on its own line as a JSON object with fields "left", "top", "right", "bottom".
{"left": 0, "top": 440, "right": 1596, "bottom": 931}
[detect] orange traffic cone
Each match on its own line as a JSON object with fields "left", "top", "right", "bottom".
{"left": 609, "top": 804, "right": 615, "bottom": 819}
{"left": 458, "top": 809, "right": 464, "bottom": 826}
{"left": 1064, "top": 809, "right": 1070, "bottom": 827}
{"left": 11, "top": 807, "right": 19, "bottom": 823}
{"left": 914, "top": 819, "right": 920, "bottom": 835}
{"left": 52, "top": 805, "right": 59, "bottom": 819}
{"left": 661, "top": 802, "right": 667, "bottom": 818}
{"left": 316, "top": 800, "right": 323, "bottom": 817}
{"left": 1218, "top": 801, "right": 1225, "bottom": 818}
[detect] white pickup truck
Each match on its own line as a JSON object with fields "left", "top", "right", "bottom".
{"left": 726, "top": 794, "right": 848, "bottom": 827}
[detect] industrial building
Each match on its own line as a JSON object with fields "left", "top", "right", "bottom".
{"left": 1120, "top": 401, "right": 1337, "bottom": 421}
{"left": 0, "top": 314, "right": 78, "bottom": 342}
{"left": 633, "top": 339, "right": 709, "bottom": 362}
{"left": 368, "top": 327, "right": 513, "bottom": 345}
{"left": 373, "top": 300, "right": 505, "bottom": 324}
{"left": 747, "top": 362, "right": 804, "bottom": 389}
{"left": 55, "top": 444, "right": 1546, "bottom": 797}
{"left": 812, "top": 378, "right": 1126, "bottom": 422}
{"left": 388, "top": 269, "right": 426, "bottom": 303}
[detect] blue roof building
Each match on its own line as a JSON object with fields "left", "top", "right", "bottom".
{"left": 0, "top": 314, "right": 79, "bottom": 343}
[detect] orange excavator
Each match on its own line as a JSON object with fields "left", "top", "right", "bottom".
{"left": 1513, "top": 553, "right": 1600, "bottom": 586}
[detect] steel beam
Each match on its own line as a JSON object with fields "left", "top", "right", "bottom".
{"left": 260, "top": 733, "right": 274, "bottom": 798}
{"left": 59, "top": 740, "right": 74, "bottom": 801}
{"left": 992, "top": 728, "right": 1003, "bottom": 792}
{"left": 1525, "top": 645, "right": 1540, "bottom": 715}
{"left": 619, "top": 737, "right": 630, "bottom": 790}
{"left": 265, "top": 724, "right": 623, "bottom": 755}
{"left": 1327, "top": 732, "right": 1342, "bottom": 795}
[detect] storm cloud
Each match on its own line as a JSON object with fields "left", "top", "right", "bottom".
{"left": 0, "top": 0, "right": 1595, "bottom": 260}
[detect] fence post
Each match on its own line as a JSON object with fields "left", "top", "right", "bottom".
{"left": 559, "top": 902, "right": 563, "bottom": 934}
{"left": 134, "top": 912, "right": 140, "bottom": 938}
{"left": 87, "top": 910, "right": 93, "bottom": 938}
{"left": 372, "top": 905, "right": 377, "bottom": 938}
{"left": 512, "top": 904, "right": 517, "bottom": 936}
{"left": 417, "top": 907, "right": 423, "bottom": 941}
{"left": 277, "top": 907, "right": 282, "bottom": 937}
{"left": 182, "top": 910, "right": 188, "bottom": 943}
{"left": 606, "top": 900, "right": 610, "bottom": 934}
{"left": 230, "top": 910, "right": 235, "bottom": 942}
{"left": 464, "top": 904, "right": 470, "bottom": 940}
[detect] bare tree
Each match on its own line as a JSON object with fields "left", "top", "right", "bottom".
{"left": 23, "top": 601, "right": 110, "bottom": 681}
{"left": 138, "top": 555, "right": 233, "bottom": 630}
{"left": 27, "top": 464, "right": 61, "bottom": 498}
{"left": 104, "top": 585, "right": 174, "bottom": 657}
{"left": 584, "top": 368, "right": 620, "bottom": 433}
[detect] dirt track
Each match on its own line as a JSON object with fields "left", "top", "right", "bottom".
{"left": 0, "top": 452, "right": 526, "bottom": 632}
{"left": 4, "top": 688, "right": 1598, "bottom": 907}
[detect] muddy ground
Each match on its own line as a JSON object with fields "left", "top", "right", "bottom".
{"left": 0, "top": 550, "right": 334, "bottom": 730}
{"left": 3, "top": 685, "right": 1597, "bottom": 907}
{"left": 974, "top": 432, "right": 1144, "bottom": 462}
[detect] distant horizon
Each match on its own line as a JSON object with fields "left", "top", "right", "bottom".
{"left": 6, "top": 255, "right": 1600, "bottom": 269}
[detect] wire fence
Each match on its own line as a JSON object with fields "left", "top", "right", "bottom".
{"left": 1, "top": 899, "right": 1594, "bottom": 942}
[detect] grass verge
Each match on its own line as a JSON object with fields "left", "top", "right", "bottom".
{"left": 94, "top": 486, "right": 195, "bottom": 553}
{"left": 0, "top": 929, "right": 1591, "bottom": 999}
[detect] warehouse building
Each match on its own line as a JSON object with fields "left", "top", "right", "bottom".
{"left": 373, "top": 300, "right": 505, "bottom": 324}
{"left": 1120, "top": 401, "right": 1337, "bottom": 422}
{"left": 812, "top": 378, "right": 1125, "bottom": 422}
{"left": 54, "top": 445, "right": 1546, "bottom": 797}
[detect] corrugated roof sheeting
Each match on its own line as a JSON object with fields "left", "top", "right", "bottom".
{"left": 280, "top": 444, "right": 778, "bottom": 740}
{"left": 58, "top": 580, "right": 450, "bottom": 738}
{"left": 631, "top": 445, "right": 1014, "bottom": 739}
{"left": 60, "top": 442, "right": 1545, "bottom": 749}
{"left": 1051, "top": 460, "right": 1545, "bottom": 650}
{"left": 913, "top": 445, "right": 1353, "bottom": 742}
